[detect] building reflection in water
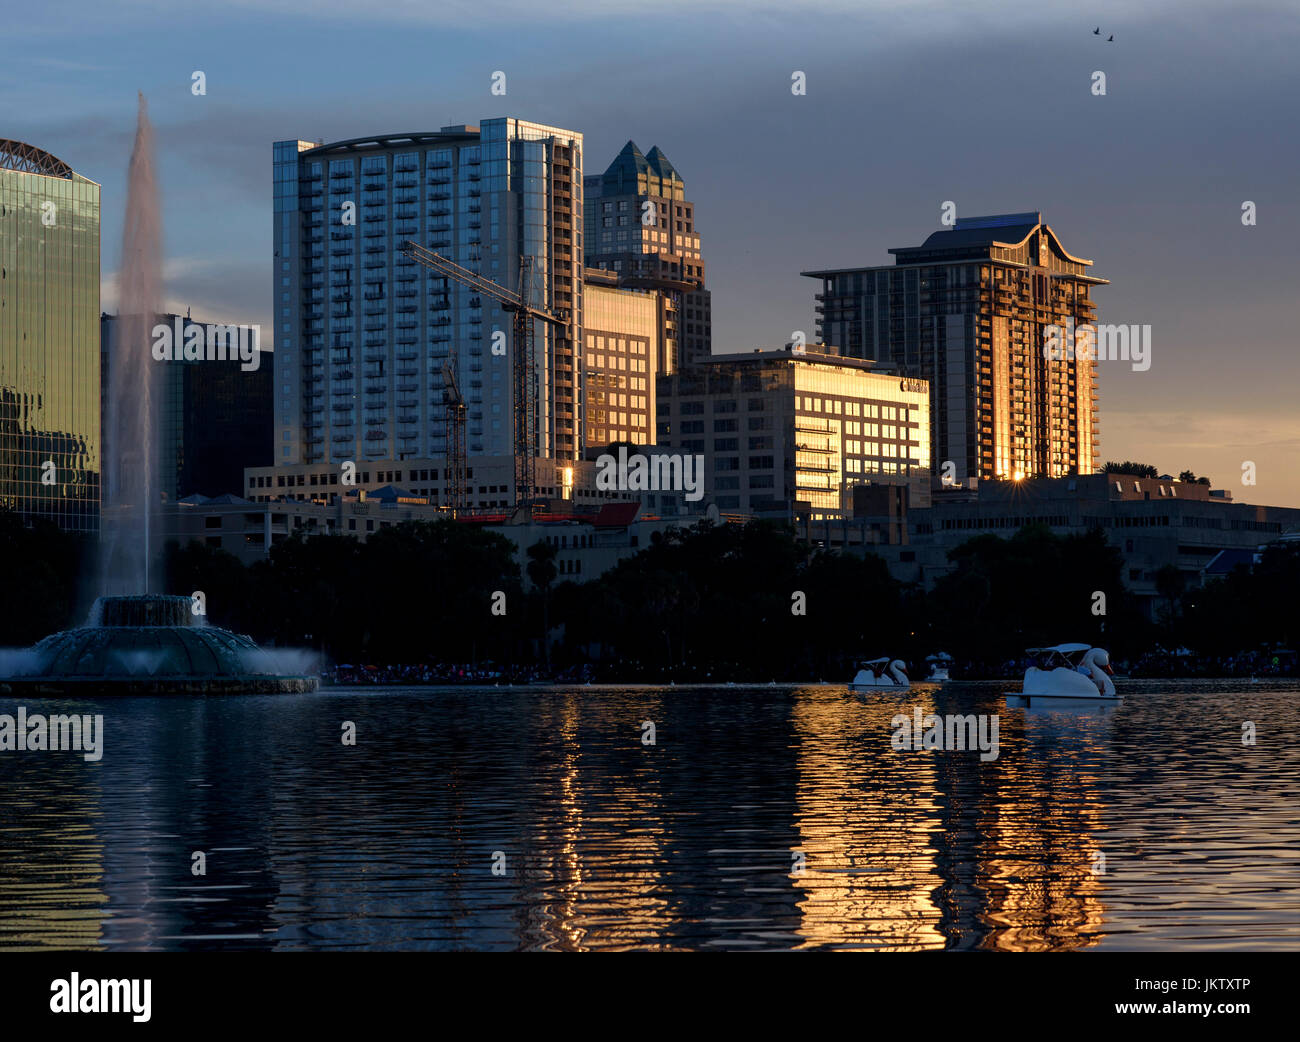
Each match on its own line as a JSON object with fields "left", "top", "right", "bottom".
{"left": 790, "top": 690, "right": 947, "bottom": 949}
{"left": 0, "top": 686, "right": 1122, "bottom": 950}
{"left": 790, "top": 689, "right": 1108, "bottom": 950}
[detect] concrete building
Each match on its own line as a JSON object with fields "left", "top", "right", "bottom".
{"left": 242, "top": 453, "right": 636, "bottom": 514}
{"left": 800, "top": 473, "right": 1300, "bottom": 619}
{"left": 803, "top": 212, "right": 1104, "bottom": 484}
{"left": 166, "top": 489, "right": 679, "bottom": 586}
{"left": 101, "top": 313, "right": 271, "bottom": 501}
{"left": 656, "top": 345, "right": 931, "bottom": 520}
{"left": 0, "top": 139, "right": 100, "bottom": 532}
{"left": 581, "top": 267, "right": 662, "bottom": 451}
{"left": 273, "top": 120, "right": 584, "bottom": 479}
{"left": 584, "top": 141, "right": 710, "bottom": 370}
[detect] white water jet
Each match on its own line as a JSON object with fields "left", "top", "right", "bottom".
{"left": 102, "top": 93, "right": 162, "bottom": 596}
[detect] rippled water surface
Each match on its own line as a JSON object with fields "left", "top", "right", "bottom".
{"left": 2, "top": 682, "right": 1297, "bottom": 951}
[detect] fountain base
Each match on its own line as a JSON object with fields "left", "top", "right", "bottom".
{"left": 0, "top": 595, "right": 318, "bottom": 696}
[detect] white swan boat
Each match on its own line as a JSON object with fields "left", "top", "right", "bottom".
{"left": 850, "top": 657, "right": 910, "bottom": 692}
{"left": 1005, "top": 644, "right": 1121, "bottom": 707}
{"left": 925, "top": 653, "right": 952, "bottom": 682}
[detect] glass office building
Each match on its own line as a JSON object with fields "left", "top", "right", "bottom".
{"left": 0, "top": 140, "right": 100, "bottom": 532}
{"left": 273, "top": 120, "right": 583, "bottom": 481}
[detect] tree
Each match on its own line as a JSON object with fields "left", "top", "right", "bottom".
{"left": 1105, "top": 461, "right": 1159, "bottom": 478}
{"left": 526, "top": 540, "right": 558, "bottom": 668}
{"left": 1153, "top": 564, "right": 1186, "bottom": 629}
{"left": 0, "top": 512, "right": 91, "bottom": 643}
{"left": 928, "top": 524, "right": 1143, "bottom": 664}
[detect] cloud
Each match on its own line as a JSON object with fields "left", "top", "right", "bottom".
{"left": 102, "top": 256, "right": 271, "bottom": 337}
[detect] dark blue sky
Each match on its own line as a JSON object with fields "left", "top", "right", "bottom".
{"left": 4, "top": 0, "right": 1298, "bottom": 503}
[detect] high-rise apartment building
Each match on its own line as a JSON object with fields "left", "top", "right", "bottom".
{"left": 273, "top": 120, "right": 583, "bottom": 482}
{"left": 584, "top": 141, "right": 710, "bottom": 370}
{"left": 0, "top": 140, "right": 100, "bottom": 532}
{"left": 803, "top": 212, "right": 1104, "bottom": 483}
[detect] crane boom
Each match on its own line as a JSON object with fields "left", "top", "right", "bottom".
{"left": 399, "top": 240, "right": 565, "bottom": 509}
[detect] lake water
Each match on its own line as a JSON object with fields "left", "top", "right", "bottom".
{"left": 1, "top": 681, "right": 1297, "bottom": 951}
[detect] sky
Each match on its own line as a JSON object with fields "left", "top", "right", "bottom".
{"left": 3, "top": 0, "right": 1298, "bottom": 503}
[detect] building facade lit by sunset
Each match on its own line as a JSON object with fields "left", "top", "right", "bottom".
{"left": 656, "top": 346, "right": 930, "bottom": 519}
{"left": 273, "top": 120, "right": 583, "bottom": 473}
{"left": 583, "top": 141, "right": 711, "bottom": 371}
{"left": 0, "top": 140, "right": 100, "bottom": 533}
{"left": 582, "top": 268, "right": 661, "bottom": 451}
{"left": 803, "top": 212, "right": 1104, "bottom": 484}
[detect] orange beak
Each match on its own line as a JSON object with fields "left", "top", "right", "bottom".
{"left": 1103, "top": 664, "right": 1114, "bottom": 675}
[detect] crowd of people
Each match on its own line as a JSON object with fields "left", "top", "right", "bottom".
{"left": 1125, "top": 649, "right": 1297, "bottom": 678}
{"left": 321, "top": 649, "right": 1297, "bottom": 686}
{"left": 903, "top": 649, "right": 1299, "bottom": 681}
{"left": 321, "top": 662, "right": 597, "bottom": 686}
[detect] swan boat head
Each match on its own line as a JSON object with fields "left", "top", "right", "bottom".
{"left": 1023, "top": 644, "right": 1115, "bottom": 697}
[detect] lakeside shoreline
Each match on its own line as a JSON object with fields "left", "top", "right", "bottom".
{"left": 311, "top": 677, "right": 1300, "bottom": 692}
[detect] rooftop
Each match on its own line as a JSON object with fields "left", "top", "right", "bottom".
{"left": 0, "top": 139, "right": 74, "bottom": 179}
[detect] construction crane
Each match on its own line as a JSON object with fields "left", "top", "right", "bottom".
{"left": 400, "top": 240, "right": 566, "bottom": 508}
{"left": 440, "top": 356, "right": 467, "bottom": 515}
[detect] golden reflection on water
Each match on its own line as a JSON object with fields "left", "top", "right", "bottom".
{"left": 517, "top": 692, "right": 678, "bottom": 951}
{"left": 0, "top": 763, "right": 106, "bottom": 950}
{"left": 791, "top": 689, "right": 947, "bottom": 950}
{"left": 4, "top": 683, "right": 1298, "bottom": 950}
{"left": 979, "top": 754, "right": 1108, "bottom": 952}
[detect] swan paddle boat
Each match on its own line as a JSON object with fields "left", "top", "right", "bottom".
{"left": 925, "top": 653, "right": 953, "bottom": 682}
{"left": 849, "top": 657, "right": 910, "bottom": 692}
{"left": 1005, "top": 644, "right": 1121, "bottom": 708}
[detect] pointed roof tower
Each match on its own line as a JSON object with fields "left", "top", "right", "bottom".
{"left": 601, "top": 140, "right": 650, "bottom": 190}
{"left": 645, "top": 146, "right": 681, "bottom": 184}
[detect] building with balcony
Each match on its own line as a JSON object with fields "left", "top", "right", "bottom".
{"left": 803, "top": 212, "right": 1104, "bottom": 484}
{"left": 273, "top": 120, "right": 584, "bottom": 478}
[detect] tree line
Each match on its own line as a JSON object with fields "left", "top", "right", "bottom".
{"left": 2, "top": 509, "right": 1295, "bottom": 677}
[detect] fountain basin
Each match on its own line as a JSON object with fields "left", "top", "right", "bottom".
{"left": 0, "top": 595, "right": 318, "bottom": 696}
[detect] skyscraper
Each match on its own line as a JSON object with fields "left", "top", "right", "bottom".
{"left": 273, "top": 120, "right": 583, "bottom": 482}
{"left": 584, "top": 141, "right": 710, "bottom": 371}
{"left": 803, "top": 213, "right": 1104, "bottom": 483}
{"left": 0, "top": 139, "right": 100, "bottom": 532}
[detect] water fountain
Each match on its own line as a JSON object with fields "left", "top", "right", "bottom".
{"left": 102, "top": 93, "right": 162, "bottom": 598}
{"left": 0, "top": 95, "right": 316, "bottom": 695}
{"left": 1, "top": 595, "right": 317, "bottom": 695}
